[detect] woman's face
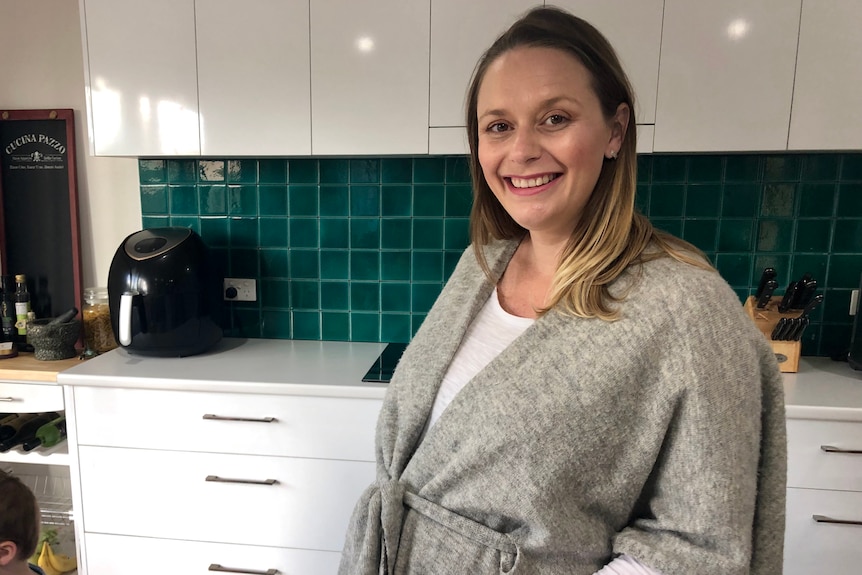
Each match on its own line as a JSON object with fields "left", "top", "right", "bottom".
{"left": 476, "top": 46, "right": 628, "bottom": 244}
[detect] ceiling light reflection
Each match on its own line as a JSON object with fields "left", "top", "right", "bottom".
{"left": 727, "top": 19, "right": 750, "bottom": 40}
{"left": 356, "top": 36, "right": 375, "bottom": 53}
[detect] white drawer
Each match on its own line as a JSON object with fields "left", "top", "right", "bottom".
{"left": 787, "top": 419, "right": 862, "bottom": 491}
{"left": 85, "top": 532, "right": 342, "bottom": 575}
{"left": 784, "top": 488, "right": 862, "bottom": 575}
{"left": 73, "top": 386, "right": 381, "bottom": 461}
{"left": 79, "top": 446, "right": 374, "bottom": 551}
{"left": 0, "top": 382, "right": 64, "bottom": 413}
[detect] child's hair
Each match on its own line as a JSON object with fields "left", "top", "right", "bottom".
{"left": 0, "top": 469, "right": 40, "bottom": 560}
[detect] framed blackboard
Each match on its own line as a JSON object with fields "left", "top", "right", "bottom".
{"left": 0, "top": 109, "right": 82, "bottom": 319}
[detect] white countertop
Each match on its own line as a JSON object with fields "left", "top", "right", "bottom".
{"left": 57, "top": 338, "right": 389, "bottom": 399}
{"left": 783, "top": 356, "right": 862, "bottom": 422}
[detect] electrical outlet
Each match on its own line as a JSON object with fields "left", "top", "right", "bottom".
{"left": 223, "top": 278, "right": 257, "bottom": 302}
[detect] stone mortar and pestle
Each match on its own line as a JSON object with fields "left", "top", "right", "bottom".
{"left": 26, "top": 307, "right": 81, "bottom": 360}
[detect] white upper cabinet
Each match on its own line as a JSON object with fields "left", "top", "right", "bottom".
{"left": 196, "top": 0, "right": 311, "bottom": 156}
{"left": 81, "top": 0, "right": 200, "bottom": 156}
{"left": 789, "top": 0, "right": 862, "bottom": 151}
{"left": 310, "top": 0, "right": 430, "bottom": 155}
{"left": 654, "top": 0, "right": 802, "bottom": 152}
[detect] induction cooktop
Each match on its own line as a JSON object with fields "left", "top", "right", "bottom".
{"left": 361, "top": 342, "right": 408, "bottom": 383}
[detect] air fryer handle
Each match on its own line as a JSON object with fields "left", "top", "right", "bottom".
{"left": 118, "top": 290, "right": 139, "bottom": 346}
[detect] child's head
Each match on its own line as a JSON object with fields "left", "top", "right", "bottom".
{"left": 0, "top": 469, "right": 40, "bottom": 565}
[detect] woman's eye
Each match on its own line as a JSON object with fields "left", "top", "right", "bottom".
{"left": 546, "top": 114, "right": 568, "bottom": 126}
{"left": 487, "top": 122, "right": 509, "bottom": 133}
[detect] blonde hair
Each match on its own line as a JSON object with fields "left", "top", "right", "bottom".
{"left": 465, "top": 6, "right": 711, "bottom": 320}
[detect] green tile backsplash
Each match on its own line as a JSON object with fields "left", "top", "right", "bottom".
{"left": 139, "top": 153, "right": 862, "bottom": 357}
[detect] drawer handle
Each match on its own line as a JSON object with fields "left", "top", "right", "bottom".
{"left": 820, "top": 445, "right": 862, "bottom": 455}
{"left": 203, "top": 414, "right": 277, "bottom": 423}
{"left": 0, "top": 397, "right": 15, "bottom": 402}
{"left": 813, "top": 514, "right": 862, "bottom": 526}
{"left": 205, "top": 475, "right": 278, "bottom": 486}
{"left": 208, "top": 564, "right": 279, "bottom": 575}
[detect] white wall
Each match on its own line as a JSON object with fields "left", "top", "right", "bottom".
{"left": 0, "top": 0, "right": 142, "bottom": 289}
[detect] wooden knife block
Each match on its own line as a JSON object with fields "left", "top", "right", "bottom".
{"left": 744, "top": 296, "right": 801, "bottom": 373}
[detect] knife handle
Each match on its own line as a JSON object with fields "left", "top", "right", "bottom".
{"left": 771, "top": 318, "right": 787, "bottom": 340}
{"left": 793, "top": 317, "right": 810, "bottom": 341}
{"left": 778, "top": 282, "right": 798, "bottom": 313}
{"left": 755, "top": 267, "right": 777, "bottom": 300}
{"left": 756, "top": 279, "right": 778, "bottom": 308}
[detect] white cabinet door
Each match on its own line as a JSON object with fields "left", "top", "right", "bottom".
{"left": 789, "top": 0, "right": 862, "bottom": 151}
{"left": 81, "top": 0, "right": 200, "bottom": 156}
{"left": 196, "top": 0, "right": 311, "bottom": 155}
{"left": 310, "top": 0, "right": 430, "bottom": 155}
{"left": 784, "top": 488, "right": 862, "bottom": 575}
{"left": 654, "top": 0, "right": 802, "bottom": 152}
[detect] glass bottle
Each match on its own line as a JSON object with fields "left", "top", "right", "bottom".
{"left": 14, "top": 274, "right": 31, "bottom": 338}
{"left": 83, "top": 287, "right": 117, "bottom": 353}
{"left": 0, "top": 276, "right": 18, "bottom": 357}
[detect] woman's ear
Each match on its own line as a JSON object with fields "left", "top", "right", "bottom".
{"left": 0, "top": 540, "right": 19, "bottom": 566}
{"left": 607, "top": 102, "right": 631, "bottom": 156}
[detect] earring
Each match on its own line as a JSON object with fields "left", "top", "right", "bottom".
{"left": 607, "top": 150, "right": 618, "bottom": 160}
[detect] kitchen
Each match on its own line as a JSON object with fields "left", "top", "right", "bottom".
{"left": 1, "top": 1, "right": 862, "bottom": 574}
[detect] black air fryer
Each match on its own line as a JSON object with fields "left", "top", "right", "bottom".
{"left": 107, "top": 227, "right": 223, "bottom": 357}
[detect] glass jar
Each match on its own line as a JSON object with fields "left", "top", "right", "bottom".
{"left": 83, "top": 287, "right": 117, "bottom": 353}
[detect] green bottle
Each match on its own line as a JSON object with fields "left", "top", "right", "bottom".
{"left": 22, "top": 415, "right": 66, "bottom": 451}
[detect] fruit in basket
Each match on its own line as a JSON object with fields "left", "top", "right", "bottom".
{"left": 37, "top": 541, "right": 77, "bottom": 575}
{"left": 29, "top": 527, "right": 58, "bottom": 564}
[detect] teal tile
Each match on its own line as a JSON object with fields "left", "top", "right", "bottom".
{"left": 412, "top": 283, "right": 442, "bottom": 313}
{"left": 756, "top": 220, "right": 793, "bottom": 252}
{"left": 351, "top": 312, "right": 380, "bottom": 342}
{"left": 199, "top": 217, "right": 229, "bottom": 247}
{"left": 261, "top": 310, "right": 291, "bottom": 338}
{"left": 382, "top": 219, "right": 412, "bottom": 250}
{"left": 649, "top": 184, "right": 685, "bottom": 217}
{"left": 413, "top": 219, "right": 444, "bottom": 249}
{"left": 289, "top": 249, "right": 319, "bottom": 279}
{"left": 685, "top": 184, "right": 721, "bottom": 217}
{"left": 231, "top": 248, "right": 258, "bottom": 276}
{"left": 320, "top": 218, "right": 349, "bottom": 249}
{"left": 141, "top": 185, "right": 168, "bottom": 214}
{"left": 261, "top": 279, "right": 290, "bottom": 308}
{"left": 259, "top": 159, "right": 287, "bottom": 184}
{"left": 350, "top": 185, "right": 380, "bottom": 216}
{"left": 382, "top": 186, "right": 412, "bottom": 216}
{"left": 169, "top": 217, "right": 198, "bottom": 232}
{"left": 228, "top": 307, "right": 260, "bottom": 338}
{"left": 754, "top": 255, "right": 790, "bottom": 286}
{"left": 230, "top": 218, "right": 258, "bottom": 248}
{"left": 798, "top": 183, "right": 836, "bottom": 217}
{"left": 167, "top": 159, "right": 196, "bottom": 183}
{"left": 320, "top": 250, "right": 349, "bottom": 280}
{"left": 725, "top": 155, "right": 761, "bottom": 181}
{"left": 351, "top": 250, "right": 380, "bottom": 280}
{"left": 651, "top": 218, "right": 682, "bottom": 236}
{"left": 322, "top": 312, "right": 350, "bottom": 340}
{"left": 842, "top": 154, "right": 862, "bottom": 180}
{"left": 321, "top": 281, "right": 349, "bottom": 310}
{"left": 139, "top": 159, "right": 167, "bottom": 183}
{"left": 837, "top": 183, "right": 862, "bottom": 216}
{"left": 651, "top": 156, "right": 687, "bottom": 183}
{"left": 228, "top": 159, "right": 257, "bottom": 183}
{"left": 320, "top": 186, "right": 349, "bottom": 216}
{"left": 636, "top": 155, "right": 652, "bottom": 184}
{"left": 381, "top": 158, "right": 413, "bottom": 183}
{"left": 200, "top": 185, "right": 227, "bottom": 215}
{"left": 413, "top": 251, "right": 443, "bottom": 281}
{"left": 795, "top": 220, "right": 831, "bottom": 253}
{"left": 351, "top": 219, "right": 379, "bottom": 249}
{"left": 414, "top": 185, "right": 444, "bottom": 217}
{"left": 260, "top": 249, "right": 288, "bottom": 277}
{"left": 445, "top": 156, "right": 471, "bottom": 183}
{"left": 820, "top": 323, "right": 852, "bottom": 356}
{"left": 635, "top": 184, "right": 650, "bottom": 214}
{"left": 790, "top": 254, "right": 827, "bottom": 289}
{"left": 289, "top": 219, "right": 319, "bottom": 248}
{"left": 444, "top": 218, "right": 469, "bottom": 250}
{"left": 821, "top": 289, "right": 852, "bottom": 323}
{"left": 259, "top": 218, "right": 287, "bottom": 248}
{"left": 682, "top": 219, "right": 718, "bottom": 252}
{"left": 199, "top": 160, "right": 225, "bottom": 182}
{"left": 833, "top": 220, "right": 862, "bottom": 252}
{"left": 444, "top": 251, "right": 462, "bottom": 279}
{"left": 445, "top": 184, "right": 473, "bottom": 217}
{"left": 381, "top": 283, "right": 411, "bottom": 312}
{"left": 259, "top": 185, "right": 288, "bottom": 216}
{"left": 827, "top": 255, "right": 862, "bottom": 288}
{"left": 760, "top": 183, "right": 796, "bottom": 217}
{"left": 320, "top": 159, "right": 349, "bottom": 184}
{"left": 350, "top": 159, "right": 379, "bottom": 183}
{"left": 292, "top": 311, "right": 321, "bottom": 340}
{"left": 381, "top": 313, "right": 411, "bottom": 343}
{"left": 289, "top": 185, "right": 319, "bottom": 216}
{"left": 721, "top": 184, "right": 760, "bottom": 217}
{"left": 414, "top": 157, "right": 446, "bottom": 183}
{"left": 763, "top": 155, "right": 801, "bottom": 181}
{"left": 718, "top": 220, "right": 753, "bottom": 251}
{"left": 714, "top": 253, "right": 752, "bottom": 287}
{"left": 412, "top": 313, "right": 427, "bottom": 336}
{"left": 141, "top": 216, "right": 169, "bottom": 229}
{"left": 351, "top": 283, "right": 380, "bottom": 311}
{"left": 688, "top": 156, "right": 723, "bottom": 182}
{"left": 802, "top": 155, "right": 839, "bottom": 181}
{"left": 228, "top": 185, "right": 257, "bottom": 216}
{"left": 288, "top": 159, "right": 318, "bottom": 183}
{"left": 381, "top": 251, "right": 411, "bottom": 281}
{"left": 291, "top": 280, "right": 319, "bottom": 310}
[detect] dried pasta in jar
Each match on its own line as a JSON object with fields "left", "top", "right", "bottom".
{"left": 83, "top": 287, "right": 117, "bottom": 353}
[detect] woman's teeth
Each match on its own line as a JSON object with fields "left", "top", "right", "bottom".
{"left": 510, "top": 174, "right": 557, "bottom": 189}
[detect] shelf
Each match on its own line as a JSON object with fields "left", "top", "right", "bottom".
{"left": 0, "top": 441, "right": 69, "bottom": 466}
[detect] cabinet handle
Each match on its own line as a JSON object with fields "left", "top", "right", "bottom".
{"left": 208, "top": 564, "right": 279, "bottom": 575}
{"left": 205, "top": 475, "right": 278, "bottom": 486}
{"left": 813, "top": 514, "right": 862, "bottom": 526}
{"left": 820, "top": 445, "right": 862, "bottom": 455}
{"left": 202, "top": 414, "right": 276, "bottom": 423}
{"left": 0, "top": 397, "right": 15, "bottom": 402}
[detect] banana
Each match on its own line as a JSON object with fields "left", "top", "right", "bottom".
{"left": 39, "top": 542, "right": 77, "bottom": 574}
{"left": 37, "top": 543, "right": 62, "bottom": 575}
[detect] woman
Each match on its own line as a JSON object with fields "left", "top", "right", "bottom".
{"left": 340, "top": 7, "right": 786, "bottom": 575}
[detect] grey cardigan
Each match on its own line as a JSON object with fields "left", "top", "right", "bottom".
{"left": 340, "top": 239, "right": 786, "bottom": 575}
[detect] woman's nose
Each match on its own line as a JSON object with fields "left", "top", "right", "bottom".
{"left": 509, "top": 128, "right": 542, "bottom": 163}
